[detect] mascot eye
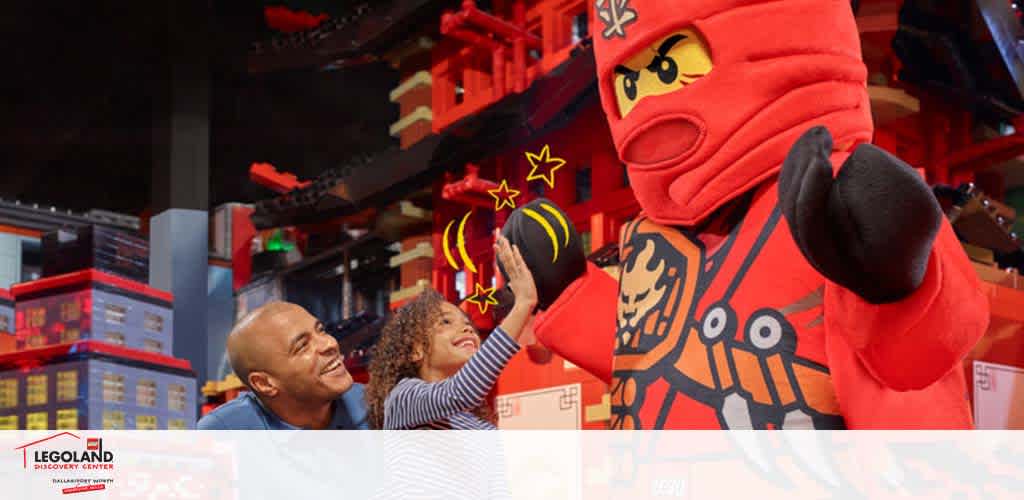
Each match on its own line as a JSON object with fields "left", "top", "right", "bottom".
{"left": 622, "top": 74, "right": 639, "bottom": 100}
{"left": 649, "top": 56, "right": 678, "bottom": 85}
{"left": 748, "top": 315, "right": 782, "bottom": 350}
{"left": 702, "top": 306, "right": 728, "bottom": 340}
{"left": 635, "top": 290, "right": 649, "bottom": 302}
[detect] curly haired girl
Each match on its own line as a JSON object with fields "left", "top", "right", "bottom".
{"left": 366, "top": 235, "right": 537, "bottom": 429}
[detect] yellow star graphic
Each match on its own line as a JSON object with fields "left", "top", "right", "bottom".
{"left": 465, "top": 283, "right": 499, "bottom": 314}
{"left": 487, "top": 179, "right": 521, "bottom": 211}
{"left": 525, "top": 144, "right": 566, "bottom": 189}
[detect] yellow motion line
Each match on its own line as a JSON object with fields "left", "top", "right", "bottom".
{"left": 523, "top": 208, "right": 559, "bottom": 263}
{"left": 442, "top": 220, "right": 460, "bottom": 270}
{"left": 540, "top": 203, "right": 569, "bottom": 247}
{"left": 456, "top": 211, "right": 478, "bottom": 273}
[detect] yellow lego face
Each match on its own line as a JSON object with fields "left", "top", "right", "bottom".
{"left": 612, "top": 29, "right": 713, "bottom": 118}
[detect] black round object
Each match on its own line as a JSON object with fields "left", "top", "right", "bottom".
{"left": 499, "top": 198, "right": 586, "bottom": 310}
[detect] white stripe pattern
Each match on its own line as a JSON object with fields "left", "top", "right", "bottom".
{"left": 383, "top": 327, "right": 520, "bottom": 430}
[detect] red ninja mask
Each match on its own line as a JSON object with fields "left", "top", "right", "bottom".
{"left": 593, "top": 0, "right": 874, "bottom": 226}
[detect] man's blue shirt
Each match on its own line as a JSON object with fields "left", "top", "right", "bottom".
{"left": 197, "top": 383, "right": 369, "bottom": 430}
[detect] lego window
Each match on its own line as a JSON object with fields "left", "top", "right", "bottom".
{"left": 455, "top": 270, "right": 468, "bottom": 300}
{"left": 582, "top": 231, "right": 592, "bottom": 255}
{"left": 571, "top": 11, "right": 588, "bottom": 45}
{"left": 104, "top": 304, "right": 126, "bottom": 325}
{"left": 60, "top": 301, "right": 80, "bottom": 322}
{"left": 26, "top": 306, "right": 46, "bottom": 328}
{"left": 26, "top": 374, "right": 47, "bottom": 406}
{"left": 102, "top": 373, "right": 125, "bottom": 403}
{"left": 136, "top": 380, "right": 157, "bottom": 408}
{"left": 168, "top": 384, "right": 187, "bottom": 413}
{"left": 144, "top": 312, "right": 164, "bottom": 334}
{"left": 105, "top": 332, "right": 125, "bottom": 345}
{"left": 21, "top": 238, "right": 40, "bottom": 282}
{"left": 60, "top": 328, "right": 80, "bottom": 344}
{"left": 135, "top": 415, "right": 158, "bottom": 430}
{"left": 168, "top": 418, "right": 187, "bottom": 430}
{"left": 143, "top": 339, "right": 163, "bottom": 353}
{"left": 0, "top": 315, "right": 8, "bottom": 333}
{"left": 56, "top": 408, "right": 78, "bottom": 430}
{"left": 0, "top": 379, "right": 17, "bottom": 409}
{"left": 576, "top": 167, "right": 592, "bottom": 202}
{"left": 0, "top": 415, "right": 17, "bottom": 430}
{"left": 26, "top": 411, "right": 48, "bottom": 430}
{"left": 455, "top": 81, "right": 465, "bottom": 105}
{"left": 102, "top": 410, "right": 125, "bottom": 430}
{"left": 57, "top": 371, "right": 78, "bottom": 402}
{"left": 27, "top": 334, "right": 46, "bottom": 348}
{"left": 529, "top": 23, "right": 542, "bottom": 60}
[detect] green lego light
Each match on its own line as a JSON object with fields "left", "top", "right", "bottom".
{"left": 266, "top": 229, "right": 295, "bottom": 252}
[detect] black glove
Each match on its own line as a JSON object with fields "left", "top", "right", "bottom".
{"left": 779, "top": 126, "right": 942, "bottom": 304}
{"left": 499, "top": 198, "right": 586, "bottom": 310}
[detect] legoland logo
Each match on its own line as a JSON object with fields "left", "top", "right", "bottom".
{"left": 15, "top": 432, "right": 115, "bottom": 470}
{"left": 14, "top": 432, "right": 117, "bottom": 495}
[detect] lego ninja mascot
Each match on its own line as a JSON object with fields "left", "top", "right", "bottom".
{"left": 501, "top": 0, "right": 989, "bottom": 429}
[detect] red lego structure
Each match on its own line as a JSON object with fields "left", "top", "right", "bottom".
{"left": 432, "top": 0, "right": 590, "bottom": 132}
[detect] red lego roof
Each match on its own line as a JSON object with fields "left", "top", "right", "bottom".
{"left": 249, "top": 162, "right": 312, "bottom": 194}
{"left": 0, "top": 288, "right": 12, "bottom": 301}
{"left": 441, "top": 165, "right": 501, "bottom": 208}
{"left": 11, "top": 269, "right": 173, "bottom": 303}
{"left": 0, "top": 340, "right": 192, "bottom": 372}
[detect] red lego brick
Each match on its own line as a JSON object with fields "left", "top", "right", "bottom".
{"left": 12, "top": 269, "right": 172, "bottom": 303}
{"left": 0, "top": 340, "right": 192, "bottom": 373}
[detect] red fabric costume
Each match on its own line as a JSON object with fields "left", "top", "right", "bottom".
{"left": 531, "top": 0, "right": 989, "bottom": 428}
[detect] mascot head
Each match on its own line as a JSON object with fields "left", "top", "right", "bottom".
{"left": 593, "top": 0, "right": 873, "bottom": 226}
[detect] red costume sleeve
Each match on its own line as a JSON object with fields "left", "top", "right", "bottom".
{"left": 532, "top": 262, "right": 618, "bottom": 384}
{"left": 825, "top": 221, "right": 988, "bottom": 392}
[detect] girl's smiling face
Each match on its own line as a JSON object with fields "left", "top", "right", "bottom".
{"left": 417, "top": 301, "right": 481, "bottom": 380}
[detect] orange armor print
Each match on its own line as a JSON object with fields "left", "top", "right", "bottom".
{"left": 607, "top": 185, "right": 845, "bottom": 429}
{"left": 527, "top": 0, "right": 989, "bottom": 429}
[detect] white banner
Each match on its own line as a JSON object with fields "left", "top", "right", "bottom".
{"left": 1, "top": 431, "right": 1021, "bottom": 499}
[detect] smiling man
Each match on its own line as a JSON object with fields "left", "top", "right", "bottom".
{"left": 198, "top": 301, "right": 369, "bottom": 430}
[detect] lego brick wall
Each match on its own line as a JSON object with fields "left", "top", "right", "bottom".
{"left": 151, "top": 209, "right": 210, "bottom": 393}
{"left": 0, "top": 234, "right": 21, "bottom": 289}
{"left": 207, "top": 265, "right": 235, "bottom": 381}
{"left": 0, "top": 358, "right": 197, "bottom": 430}
{"left": 16, "top": 286, "right": 173, "bottom": 355}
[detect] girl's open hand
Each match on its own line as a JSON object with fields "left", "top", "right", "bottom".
{"left": 495, "top": 234, "right": 538, "bottom": 309}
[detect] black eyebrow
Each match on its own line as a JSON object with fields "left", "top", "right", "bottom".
{"left": 655, "top": 34, "right": 687, "bottom": 56}
{"left": 614, "top": 65, "right": 638, "bottom": 76}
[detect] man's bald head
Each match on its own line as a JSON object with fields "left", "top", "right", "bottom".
{"left": 227, "top": 301, "right": 305, "bottom": 389}
{"left": 226, "top": 301, "right": 352, "bottom": 403}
